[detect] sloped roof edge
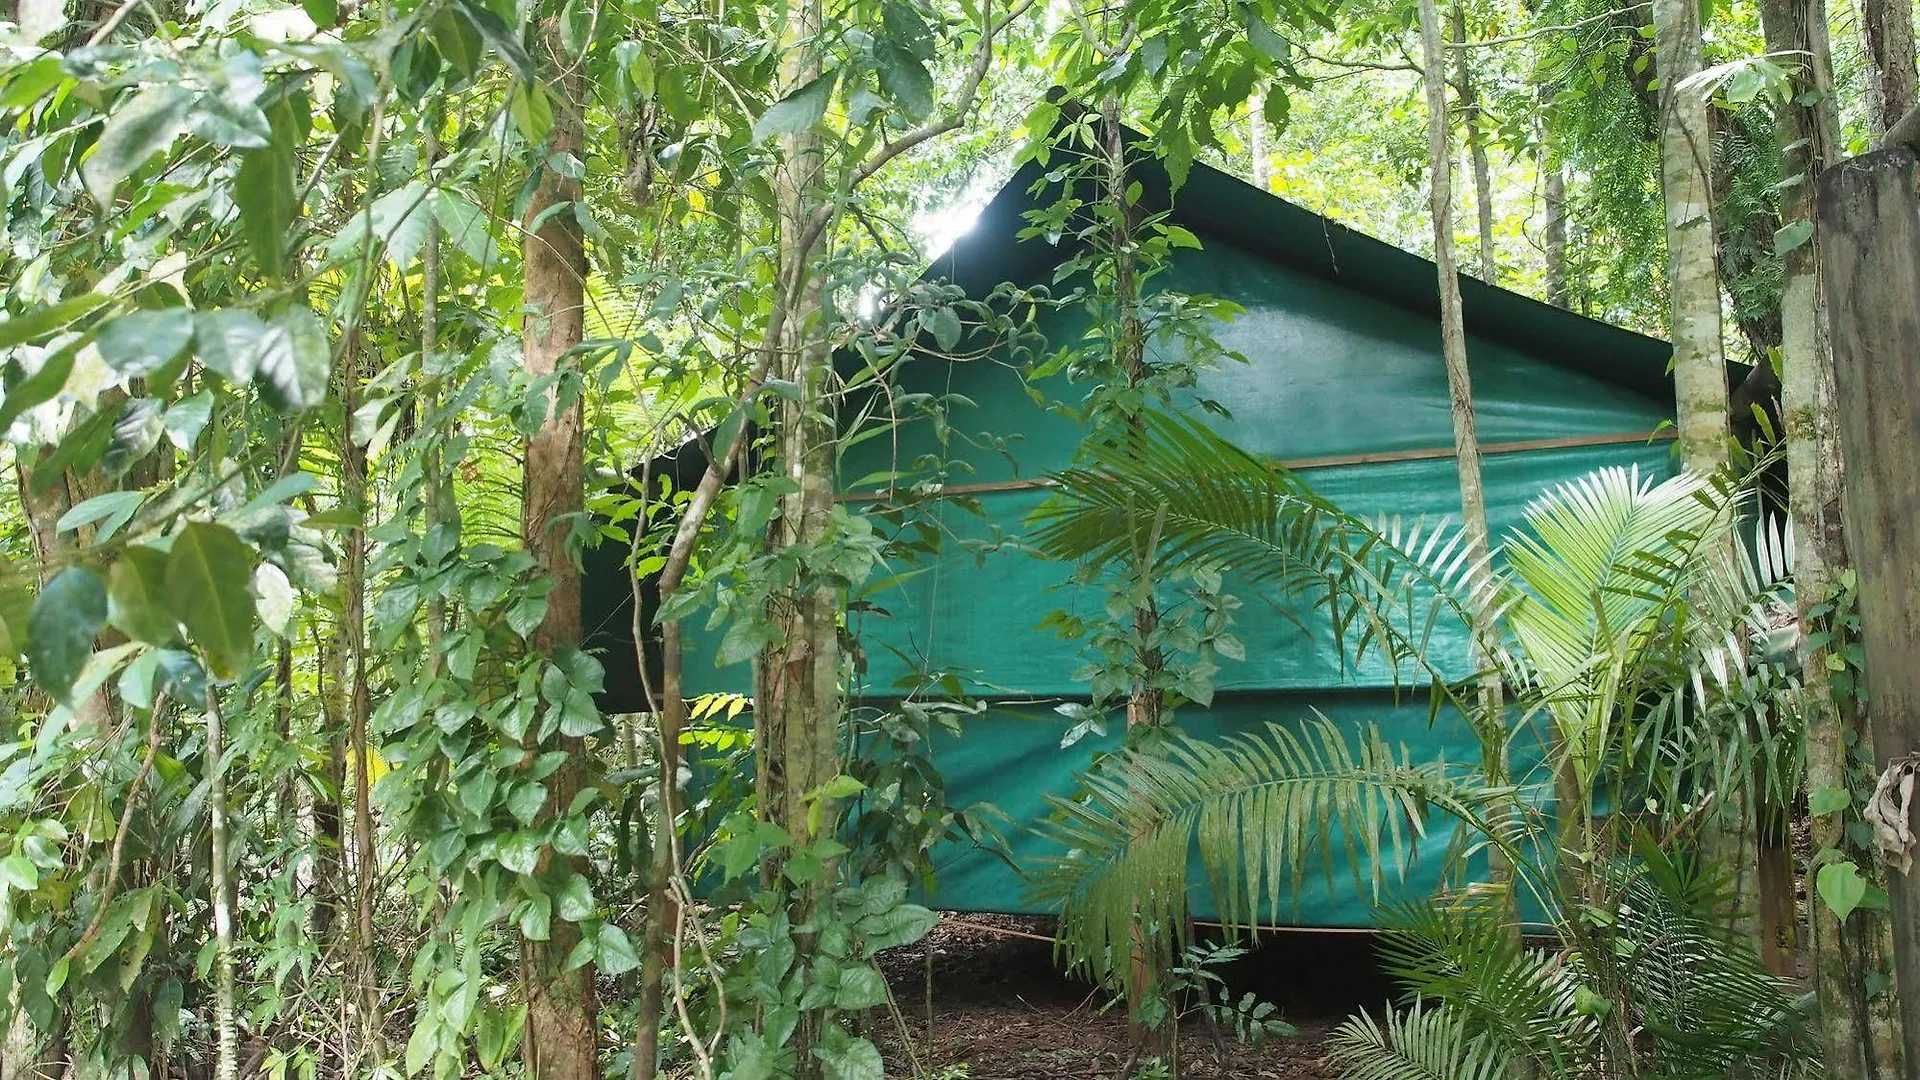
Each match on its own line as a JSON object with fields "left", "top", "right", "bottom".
{"left": 922, "top": 125, "right": 1679, "bottom": 402}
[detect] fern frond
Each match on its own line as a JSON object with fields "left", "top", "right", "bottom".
{"left": 1028, "top": 714, "right": 1503, "bottom": 995}
{"left": 1027, "top": 410, "right": 1501, "bottom": 708}
{"left": 1326, "top": 1002, "right": 1515, "bottom": 1080}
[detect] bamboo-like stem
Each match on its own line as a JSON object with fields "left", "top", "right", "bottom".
{"left": 1419, "top": 0, "right": 1512, "bottom": 910}
{"left": 207, "top": 690, "right": 237, "bottom": 1080}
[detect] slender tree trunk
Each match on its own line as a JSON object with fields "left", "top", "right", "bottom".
{"left": 1100, "top": 94, "right": 1176, "bottom": 1061}
{"left": 1249, "top": 92, "right": 1271, "bottom": 190}
{"left": 423, "top": 111, "right": 450, "bottom": 667}
{"left": 1536, "top": 80, "right": 1570, "bottom": 308}
{"left": 338, "top": 320, "right": 383, "bottom": 1060}
{"left": 1766, "top": 0, "right": 1898, "bottom": 1062}
{"left": 1862, "top": 0, "right": 1918, "bottom": 135}
{"left": 1420, "top": 0, "right": 1509, "bottom": 896}
{"left": 207, "top": 695, "right": 238, "bottom": 1080}
{"left": 1651, "top": 0, "right": 1757, "bottom": 939}
{"left": 1652, "top": 0, "right": 1731, "bottom": 474}
{"left": 1452, "top": 5, "right": 1498, "bottom": 283}
{"left": 519, "top": 25, "right": 600, "bottom": 1080}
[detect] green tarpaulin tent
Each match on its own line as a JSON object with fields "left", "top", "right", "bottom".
{"left": 584, "top": 137, "right": 1683, "bottom": 928}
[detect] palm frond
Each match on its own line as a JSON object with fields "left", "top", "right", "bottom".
{"left": 1028, "top": 714, "right": 1504, "bottom": 994}
{"left": 1498, "top": 464, "right": 1738, "bottom": 800}
{"left": 1326, "top": 1002, "right": 1515, "bottom": 1080}
{"left": 1628, "top": 510, "right": 1806, "bottom": 815}
{"left": 1375, "top": 897, "right": 1597, "bottom": 1071}
{"left": 1027, "top": 410, "right": 1501, "bottom": 708}
{"left": 1593, "top": 845, "right": 1822, "bottom": 1078}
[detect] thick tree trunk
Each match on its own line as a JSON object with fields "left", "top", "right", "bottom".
{"left": 1452, "top": 5, "right": 1498, "bottom": 283}
{"left": 1862, "top": 0, "right": 1919, "bottom": 136}
{"left": 1419, "top": 0, "right": 1507, "bottom": 887}
{"left": 1758, "top": 0, "right": 1870, "bottom": 1018}
{"left": 519, "top": 26, "right": 600, "bottom": 1080}
{"left": 1819, "top": 146, "right": 1920, "bottom": 1079}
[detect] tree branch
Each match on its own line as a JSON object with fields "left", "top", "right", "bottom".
{"left": 60, "top": 692, "right": 166, "bottom": 969}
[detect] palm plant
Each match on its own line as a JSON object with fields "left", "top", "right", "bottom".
{"left": 1328, "top": 843, "right": 1818, "bottom": 1079}
{"left": 1025, "top": 410, "right": 1811, "bottom": 1076}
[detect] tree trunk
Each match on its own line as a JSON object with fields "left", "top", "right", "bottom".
{"left": 519, "top": 25, "right": 600, "bottom": 1080}
{"left": 1818, "top": 145, "right": 1920, "bottom": 1079}
{"left": 1538, "top": 83, "right": 1570, "bottom": 308}
{"left": 1249, "top": 92, "right": 1271, "bottom": 190}
{"left": 765, "top": 7, "right": 844, "bottom": 1071}
{"left": 1652, "top": 0, "right": 1756, "bottom": 938}
{"left": 207, "top": 696, "right": 238, "bottom": 1080}
{"left": 1420, "top": 0, "right": 1508, "bottom": 886}
{"left": 1452, "top": 5, "right": 1498, "bottom": 283}
{"left": 1759, "top": 0, "right": 1869, "bottom": 1018}
{"left": 1862, "top": 0, "right": 1919, "bottom": 136}
{"left": 338, "top": 319, "right": 383, "bottom": 1062}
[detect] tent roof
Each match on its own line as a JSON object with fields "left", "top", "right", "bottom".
{"left": 922, "top": 138, "right": 1679, "bottom": 402}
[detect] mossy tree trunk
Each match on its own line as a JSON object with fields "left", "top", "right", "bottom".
{"left": 518, "top": 23, "right": 601, "bottom": 1080}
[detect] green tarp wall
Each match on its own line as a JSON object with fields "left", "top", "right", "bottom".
{"left": 650, "top": 227, "right": 1677, "bottom": 927}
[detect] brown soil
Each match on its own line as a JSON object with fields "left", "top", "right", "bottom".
{"left": 873, "top": 914, "right": 1367, "bottom": 1080}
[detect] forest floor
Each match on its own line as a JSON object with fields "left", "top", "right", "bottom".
{"left": 873, "top": 914, "right": 1390, "bottom": 1079}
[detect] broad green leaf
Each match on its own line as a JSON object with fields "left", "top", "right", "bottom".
{"left": 165, "top": 522, "right": 255, "bottom": 679}
{"left": 0, "top": 854, "right": 39, "bottom": 892}
{"left": 814, "top": 1034, "right": 884, "bottom": 1080}
{"left": 253, "top": 563, "right": 292, "bottom": 636}
{"left": 83, "top": 86, "right": 194, "bottom": 205}
{"left": 302, "top": 0, "right": 339, "bottom": 28}
{"left": 102, "top": 398, "right": 164, "bottom": 476}
{"left": 0, "top": 573, "right": 34, "bottom": 658}
{"left": 832, "top": 964, "right": 888, "bottom": 1009}
{"left": 0, "top": 57, "right": 66, "bottom": 110}
{"left": 256, "top": 308, "right": 330, "bottom": 412}
{"left": 806, "top": 775, "right": 866, "bottom": 802}
{"left": 499, "top": 832, "right": 542, "bottom": 875}
{"left": 452, "top": 0, "right": 533, "bottom": 80}
{"left": 1775, "top": 218, "right": 1814, "bottom": 255}
{"left": 505, "top": 781, "right": 547, "bottom": 825}
{"left": 510, "top": 81, "right": 554, "bottom": 143}
{"left": 163, "top": 392, "right": 212, "bottom": 450}
{"left": 752, "top": 71, "right": 838, "bottom": 144}
{"left": 111, "top": 547, "right": 178, "bottom": 646}
{"left": 1809, "top": 786, "right": 1851, "bottom": 816}
{"left": 594, "top": 923, "right": 639, "bottom": 975}
{"left": 57, "top": 491, "right": 142, "bottom": 536}
{"left": 94, "top": 308, "right": 192, "bottom": 378}
{"left": 875, "top": 44, "right": 933, "bottom": 119}
{"left": 29, "top": 405, "right": 116, "bottom": 495}
{"left": 1818, "top": 860, "right": 1868, "bottom": 920}
{"left": 234, "top": 132, "right": 297, "bottom": 279}
{"left": 555, "top": 873, "right": 595, "bottom": 921}
{"left": 1240, "top": 9, "right": 1291, "bottom": 60}
{"left": 368, "top": 182, "right": 433, "bottom": 268}
{"left": 26, "top": 567, "right": 107, "bottom": 703}
{"left": 194, "top": 309, "right": 269, "bottom": 385}
{"left": 518, "top": 893, "right": 551, "bottom": 941}
{"left": 432, "top": 9, "right": 484, "bottom": 78}
{"left": 432, "top": 190, "right": 496, "bottom": 266}
{"left": 854, "top": 903, "right": 937, "bottom": 951}
{"left": 187, "top": 96, "right": 272, "bottom": 149}
{"left": 0, "top": 294, "right": 111, "bottom": 350}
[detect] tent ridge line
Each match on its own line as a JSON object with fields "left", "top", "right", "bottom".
{"left": 835, "top": 428, "right": 1678, "bottom": 503}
